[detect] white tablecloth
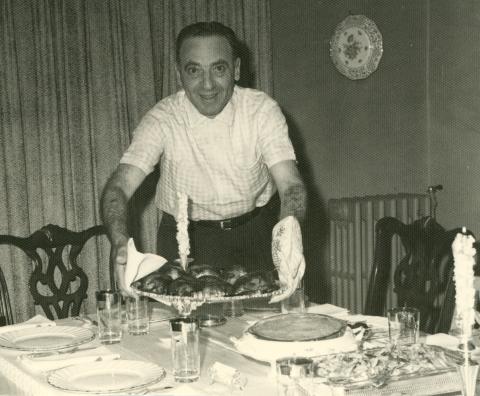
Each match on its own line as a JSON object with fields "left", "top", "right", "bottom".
{"left": 0, "top": 304, "right": 468, "bottom": 396}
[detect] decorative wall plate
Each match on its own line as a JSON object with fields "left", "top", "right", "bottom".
{"left": 330, "top": 15, "right": 383, "bottom": 80}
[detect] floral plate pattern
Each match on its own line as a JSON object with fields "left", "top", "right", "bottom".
{"left": 330, "top": 15, "right": 383, "bottom": 80}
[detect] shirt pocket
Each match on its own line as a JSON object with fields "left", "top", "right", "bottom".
{"left": 168, "top": 158, "right": 216, "bottom": 204}
{"left": 231, "top": 154, "right": 270, "bottom": 196}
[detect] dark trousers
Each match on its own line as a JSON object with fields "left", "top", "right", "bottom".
{"left": 157, "top": 195, "right": 279, "bottom": 273}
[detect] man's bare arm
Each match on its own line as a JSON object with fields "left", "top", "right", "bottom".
{"left": 269, "top": 160, "right": 307, "bottom": 224}
{"left": 101, "top": 164, "right": 147, "bottom": 295}
{"left": 101, "top": 164, "right": 146, "bottom": 243}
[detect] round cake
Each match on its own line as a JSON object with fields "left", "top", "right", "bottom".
{"left": 248, "top": 313, "right": 346, "bottom": 342}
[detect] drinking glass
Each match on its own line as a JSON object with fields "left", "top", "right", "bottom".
{"left": 276, "top": 356, "right": 313, "bottom": 396}
{"left": 96, "top": 290, "right": 122, "bottom": 344}
{"left": 126, "top": 295, "right": 150, "bottom": 335}
{"left": 195, "top": 303, "right": 226, "bottom": 327}
{"left": 281, "top": 288, "right": 306, "bottom": 314}
{"left": 387, "top": 307, "right": 420, "bottom": 345}
{"left": 170, "top": 317, "right": 200, "bottom": 382}
{"left": 224, "top": 300, "right": 244, "bottom": 317}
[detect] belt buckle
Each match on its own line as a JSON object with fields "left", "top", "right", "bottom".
{"left": 220, "top": 219, "right": 233, "bottom": 231}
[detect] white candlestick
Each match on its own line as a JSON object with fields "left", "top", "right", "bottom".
{"left": 176, "top": 192, "right": 190, "bottom": 270}
{"left": 452, "top": 229, "right": 477, "bottom": 396}
{"left": 452, "top": 229, "right": 476, "bottom": 344}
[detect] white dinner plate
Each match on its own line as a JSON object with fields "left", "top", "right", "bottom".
{"left": 0, "top": 325, "right": 95, "bottom": 351}
{"left": 47, "top": 360, "right": 167, "bottom": 394}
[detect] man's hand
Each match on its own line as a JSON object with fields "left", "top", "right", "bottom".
{"left": 269, "top": 216, "right": 306, "bottom": 304}
{"left": 269, "top": 262, "right": 304, "bottom": 303}
{"left": 111, "top": 237, "right": 137, "bottom": 298}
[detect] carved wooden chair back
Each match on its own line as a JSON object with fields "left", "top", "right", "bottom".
{"left": 364, "top": 216, "right": 475, "bottom": 334}
{"left": 0, "top": 266, "right": 14, "bottom": 326}
{"left": 0, "top": 224, "right": 110, "bottom": 320}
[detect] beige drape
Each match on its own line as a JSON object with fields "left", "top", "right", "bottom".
{"left": 0, "top": 0, "right": 273, "bottom": 322}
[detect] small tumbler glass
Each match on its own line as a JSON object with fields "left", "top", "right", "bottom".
{"left": 126, "top": 295, "right": 150, "bottom": 335}
{"left": 387, "top": 306, "right": 420, "bottom": 345}
{"left": 224, "top": 300, "right": 244, "bottom": 317}
{"left": 276, "top": 356, "right": 314, "bottom": 396}
{"left": 170, "top": 317, "right": 200, "bottom": 383}
{"left": 96, "top": 290, "right": 122, "bottom": 344}
{"left": 281, "top": 288, "right": 306, "bottom": 314}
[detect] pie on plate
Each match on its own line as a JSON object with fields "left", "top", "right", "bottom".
{"left": 248, "top": 313, "right": 346, "bottom": 342}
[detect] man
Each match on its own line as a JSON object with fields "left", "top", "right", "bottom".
{"left": 101, "top": 21, "right": 306, "bottom": 297}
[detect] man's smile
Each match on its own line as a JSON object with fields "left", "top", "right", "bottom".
{"left": 199, "top": 93, "right": 218, "bottom": 100}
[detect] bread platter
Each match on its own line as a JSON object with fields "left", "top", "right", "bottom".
{"left": 131, "top": 264, "right": 284, "bottom": 316}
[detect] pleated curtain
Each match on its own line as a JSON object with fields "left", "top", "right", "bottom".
{"left": 0, "top": 0, "right": 273, "bottom": 322}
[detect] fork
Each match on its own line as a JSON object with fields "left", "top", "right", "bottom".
{"left": 128, "top": 385, "right": 174, "bottom": 395}
{"left": 30, "top": 345, "right": 99, "bottom": 358}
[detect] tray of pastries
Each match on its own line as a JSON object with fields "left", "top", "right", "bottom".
{"left": 131, "top": 262, "right": 283, "bottom": 304}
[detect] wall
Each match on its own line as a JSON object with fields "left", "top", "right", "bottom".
{"left": 270, "top": 0, "right": 430, "bottom": 301}
{"left": 429, "top": 1, "right": 480, "bottom": 235}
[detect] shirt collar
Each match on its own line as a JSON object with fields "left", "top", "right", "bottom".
{"left": 183, "top": 87, "right": 236, "bottom": 128}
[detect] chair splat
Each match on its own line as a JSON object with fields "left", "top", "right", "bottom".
{"left": 0, "top": 224, "right": 108, "bottom": 321}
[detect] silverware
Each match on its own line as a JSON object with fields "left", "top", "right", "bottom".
{"left": 30, "top": 345, "right": 99, "bottom": 358}
{"left": 149, "top": 316, "right": 176, "bottom": 324}
{"left": 128, "top": 385, "right": 174, "bottom": 395}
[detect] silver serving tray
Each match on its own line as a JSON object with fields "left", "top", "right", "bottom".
{"left": 312, "top": 344, "right": 462, "bottom": 391}
{"left": 132, "top": 285, "right": 284, "bottom": 315}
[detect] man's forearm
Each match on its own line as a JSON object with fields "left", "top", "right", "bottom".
{"left": 101, "top": 185, "right": 129, "bottom": 244}
{"left": 279, "top": 182, "right": 307, "bottom": 224}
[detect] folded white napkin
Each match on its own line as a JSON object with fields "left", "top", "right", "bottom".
{"left": 125, "top": 238, "right": 168, "bottom": 293}
{"left": 425, "top": 333, "right": 461, "bottom": 350}
{"left": 270, "top": 216, "right": 306, "bottom": 303}
{"left": 0, "top": 315, "right": 55, "bottom": 336}
{"left": 307, "top": 304, "right": 349, "bottom": 318}
{"left": 19, "top": 346, "right": 120, "bottom": 373}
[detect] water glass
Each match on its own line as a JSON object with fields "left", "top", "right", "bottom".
{"left": 170, "top": 317, "right": 200, "bottom": 382}
{"left": 224, "top": 300, "right": 244, "bottom": 317}
{"left": 276, "top": 356, "right": 314, "bottom": 396}
{"left": 96, "top": 290, "right": 122, "bottom": 344}
{"left": 195, "top": 303, "right": 226, "bottom": 327}
{"left": 387, "top": 307, "right": 420, "bottom": 345}
{"left": 126, "top": 295, "right": 150, "bottom": 335}
{"left": 281, "top": 288, "right": 306, "bottom": 314}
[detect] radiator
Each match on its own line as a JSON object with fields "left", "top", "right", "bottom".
{"left": 328, "top": 194, "right": 431, "bottom": 314}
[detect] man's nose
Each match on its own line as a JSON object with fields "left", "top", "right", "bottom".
{"left": 202, "top": 70, "right": 213, "bottom": 89}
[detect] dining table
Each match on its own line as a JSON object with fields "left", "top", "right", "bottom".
{"left": 0, "top": 300, "right": 474, "bottom": 396}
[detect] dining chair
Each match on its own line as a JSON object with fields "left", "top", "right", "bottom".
{"left": 0, "top": 224, "right": 111, "bottom": 321}
{"left": 0, "top": 266, "right": 14, "bottom": 326}
{"left": 364, "top": 216, "right": 476, "bottom": 334}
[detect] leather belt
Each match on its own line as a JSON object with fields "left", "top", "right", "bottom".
{"left": 192, "top": 207, "right": 261, "bottom": 231}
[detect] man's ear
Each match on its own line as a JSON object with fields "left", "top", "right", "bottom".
{"left": 175, "top": 65, "right": 183, "bottom": 87}
{"left": 234, "top": 57, "right": 241, "bottom": 82}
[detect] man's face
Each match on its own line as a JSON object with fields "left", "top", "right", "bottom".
{"left": 176, "top": 35, "right": 240, "bottom": 118}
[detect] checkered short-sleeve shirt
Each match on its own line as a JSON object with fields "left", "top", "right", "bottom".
{"left": 120, "top": 86, "right": 296, "bottom": 220}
